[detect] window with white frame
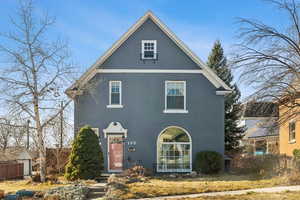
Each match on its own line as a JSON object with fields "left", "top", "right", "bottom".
{"left": 289, "top": 121, "right": 296, "bottom": 142}
{"left": 165, "top": 81, "right": 186, "bottom": 111}
{"left": 141, "top": 40, "right": 157, "bottom": 59}
{"left": 109, "top": 81, "right": 122, "bottom": 106}
{"left": 157, "top": 127, "right": 191, "bottom": 172}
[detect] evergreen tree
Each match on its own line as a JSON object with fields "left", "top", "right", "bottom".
{"left": 207, "top": 40, "right": 245, "bottom": 152}
{"left": 65, "top": 126, "right": 103, "bottom": 180}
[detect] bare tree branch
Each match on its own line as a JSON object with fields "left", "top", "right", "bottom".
{"left": 0, "top": 0, "right": 75, "bottom": 182}
{"left": 233, "top": 0, "right": 300, "bottom": 124}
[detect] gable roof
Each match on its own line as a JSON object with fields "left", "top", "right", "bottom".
{"left": 0, "top": 147, "right": 32, "bottom": 161}
{"left": 66, "top": 11, "right": 232, "bottom": 97}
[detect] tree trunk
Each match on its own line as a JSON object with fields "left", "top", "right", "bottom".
{"left": 37, "top": 127, "right": 46, "bottom": 182}
{"left": 33, "top": 94, "right": 46, "bottom": 182}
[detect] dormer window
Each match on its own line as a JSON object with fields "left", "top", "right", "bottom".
{"left": 141, "top": 40, "right": 157, "bottom": 59}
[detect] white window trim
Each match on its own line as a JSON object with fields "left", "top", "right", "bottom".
{"left": 107, "top": 81, "right": 123, "bottom": 108}
{"left": 164, "top": 81, "right": 188, "bottom": 113}
{"left": 289, "top": 120, "right": 296, "bottom": 144}
{"left": 107, "top": 105, "right": 124, "bottom": 108}
{"left": 156, "top": 126, "right": 192, "bottom": 173}
{"left": 141, "top": 40, "right": 157, "bottom": 59}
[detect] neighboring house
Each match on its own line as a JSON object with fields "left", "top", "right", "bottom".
{"left": 0, "top": 147, "right": 33, "bottom": 176}
{"left": 241, "top": 102, "right": 279, "bottom": 155}
{"left": 66, "top": 11, "right": 231, "bottom": 173}
{"left": 279, "top": 99, "right": 300, "bottom": 156}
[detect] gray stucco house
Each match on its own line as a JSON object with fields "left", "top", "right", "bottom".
{"left": 66, "top": 11, "right": 231, "bottom": 173}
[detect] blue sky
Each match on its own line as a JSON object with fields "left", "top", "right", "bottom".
{"left": 0, "top": 0, "right": 289, "bottom": 99}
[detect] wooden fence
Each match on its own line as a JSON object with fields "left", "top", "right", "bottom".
{"left": 0, "top": 163, "right": 24, "bottom": 180}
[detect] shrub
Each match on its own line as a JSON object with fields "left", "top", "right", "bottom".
{"left": 286, "top": 171, "right": 300, "bottom": 185}
{"left": 65, "top": 125, "right": 104, "bottom": 180}
{"left": 231, "top": 154, "right": 288, "bottom": 176}
{"left": 293, "top": 149, "right": 300, "bottom": 171}
{"left": 195, "top": 151, "right": 223, "bottom": 174}
{"left": 122, "top": 165, "right": 152, "bottom": 178}
{"left": 293, "top": 149, "right": 300, "bottom": 160}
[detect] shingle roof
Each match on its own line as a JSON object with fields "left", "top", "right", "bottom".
{"left": 0, "top": 152, "right": 12, "bottom": 162}
{"left": 243, "top": 102, "right": 279, "bottom": 118}
{"left": 0, "top": 147, "right": 32, "bottom": 161}
{"left": 243, "top": 118, "right": 279, "bottom": 139}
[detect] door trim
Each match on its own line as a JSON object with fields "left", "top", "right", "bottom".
{"left": 107, "top": 134, "right": 124, "bottom": 172}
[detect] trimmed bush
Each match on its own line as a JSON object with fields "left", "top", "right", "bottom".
{"left": 65, "top": 125, "right": 103, "bottom": 180}
{"left": 195, "top": 151, "right": 223, "bottom": 174}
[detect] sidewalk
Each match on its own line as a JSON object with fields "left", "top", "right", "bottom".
{"left": 136, "top": 185, "right": 300, "bottom": 200}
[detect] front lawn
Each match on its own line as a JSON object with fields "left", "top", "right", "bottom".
{"left": 168, "top": 191, "right": 300, "bottom": 200}
{"left": 119, "top": 174, "right": 289, "bottom": 199}
{"left": 0, "top": 179, "right": 66, "bottom": 193}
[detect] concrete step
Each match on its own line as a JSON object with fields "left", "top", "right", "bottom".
{"left": 88, "top": 191, "right": 106, "bottom": 199}
{"left": 95, "top": 177, "right": 108, "bottom": 183}
{"left": 89, "top": 187, "right": 106, "bottom": 192}
{"left": 88, "top": 183, "right": 107, "bottom": 199}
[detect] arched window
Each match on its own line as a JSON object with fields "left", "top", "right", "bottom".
{"left": 157, "top": 126, "right": 191, "bottom": 172}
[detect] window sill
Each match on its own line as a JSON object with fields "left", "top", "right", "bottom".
{"left": 107, "top": 105, "right": 124, "bottom": 108}
{"left": 289, "top": 140, "right": 296, "bottom": 144}
{"left": 163, "top": 109, "right": 188, "bottom": 114}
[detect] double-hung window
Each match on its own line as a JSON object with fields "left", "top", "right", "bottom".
{"left": 107, "top": 81, "right": 123, "bottom": 108}
{"left": 289, "top": 121, "right": 296, "bottom": 143}
{"left": 164, "top": 81, "right": 187, "bottom": 113}
{"left": 141, "top": 40, "right": 157, "bottom": 59}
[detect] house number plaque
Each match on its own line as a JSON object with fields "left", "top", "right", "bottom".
{"left": 127, "top": 141, "right": 136, "bottom": 145}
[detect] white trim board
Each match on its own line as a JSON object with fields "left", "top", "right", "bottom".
{"left": 66, "top": 11, "right": 232, "bottom": 97}
{"left": 97, "top": 69, "right": 203, "bottom": 74}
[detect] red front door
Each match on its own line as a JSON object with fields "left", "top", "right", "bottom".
{"left": 108, "top": 136, "right": 123, "bottom": 171}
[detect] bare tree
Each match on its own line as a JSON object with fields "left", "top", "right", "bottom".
{"left": 233, "top": 0, "right": 300, "bottom": 123}
{"left": 0, "top": 1, "right": 74, "bottom": 181}
{"left": 11, "top": 120, "right": 27, "bottom": 147}
{"left": 0, "top": 118, "right": 12, "bottom": 152}
{"left": 45, "top": 109, "right": 73, "bottom": 148}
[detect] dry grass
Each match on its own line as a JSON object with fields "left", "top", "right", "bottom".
{"left": 0, "top": 180, "right": 64, "bottom": 193}
{"left": 120, "top": 174, "right": 289, "bottom": 199}
{"left": 0, "top": 176, "right": 68, "bottom": 194}
{"left": 169, "top": 191, "right": 300, "bottom": 200}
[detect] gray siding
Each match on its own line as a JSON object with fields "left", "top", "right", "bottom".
{"left": 75, "top": 73, "right": 224, "bottom": 171}
{"left": 73, "top": 15, "right": 225, "bottom": 172}
{"left": 102, "top": 18, "right": 199, "bottom": 69}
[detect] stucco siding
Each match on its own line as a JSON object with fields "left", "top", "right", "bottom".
{"left": 279, "top": 104, "right": 300, "bottom": 156}
{"left": 75, "top": 73, "right": 224, "bottom": 171}
{"left": 101, "top": 18, "right": 199, "bottom": 69}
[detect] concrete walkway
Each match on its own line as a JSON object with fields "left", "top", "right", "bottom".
{"left": 136, "top": 185, "right": 300, "bottom": 200}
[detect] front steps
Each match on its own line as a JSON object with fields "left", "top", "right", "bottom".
{"left": 88, "top": 183, "right": 106, "bottom": 199}
{"left": 88, "top": 174, "right": 109, "bottom": 199}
